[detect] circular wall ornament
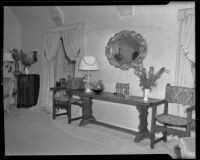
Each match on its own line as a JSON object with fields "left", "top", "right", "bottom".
{"left": 105, "top": 30, "right": 147, "bottom": 70}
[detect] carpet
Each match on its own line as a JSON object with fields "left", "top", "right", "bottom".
{"left": 4, "top": 106, "right": 119, "bottom": 155}
{"left": 52, "top": 114, "right": 179, "bottom": 157}
{"left": 4, "top": 106, "right": 179, "bottom": 157}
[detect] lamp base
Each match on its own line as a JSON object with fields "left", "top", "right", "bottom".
{"left": 85, "top": 87, "right": 92, "bottom": 93}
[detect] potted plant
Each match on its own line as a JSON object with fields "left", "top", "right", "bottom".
{"left": 21, "top": 51, "right": 37, "bottom": 74}
{"left": 134, "top": 66, "right": 170, "bottom": 101}
{"left": 11, "top": 49, "right": 37, "bottom": 74}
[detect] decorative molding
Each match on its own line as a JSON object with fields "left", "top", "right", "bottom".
{"left": 43, "top": 23, "right": 84, "bottom": 33}
{"left": 47, "top": 6, "right": 65, "bottom": 26}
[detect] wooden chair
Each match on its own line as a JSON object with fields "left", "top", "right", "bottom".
{"left": 52, "top": 88, "right": 83, "bottom": 123}
{"left": 52, "top": 76, "right": 85, "bottom": 123}
{"left": 150, "top": 83, "right": 195, "bottom": 149}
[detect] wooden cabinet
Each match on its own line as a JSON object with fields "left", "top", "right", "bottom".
{"left": 17, "top": 74, "right": 40, "bottom": 108}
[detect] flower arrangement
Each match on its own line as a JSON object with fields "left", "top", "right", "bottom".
{"left": 11, "top": 48, "right": 23, "bottom": 62}
{"left": 10, "top": 49, "right": 37, "bottom": 67}
{"left": 134, "top": 66, "right": 170, "bottom": 91}
{"left": 91, "top": 80, "right": 105, "bottom": 90}
{"left": 21, "top": 51, "right": 36, "bottom": 67}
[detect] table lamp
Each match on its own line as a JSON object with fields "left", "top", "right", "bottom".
{"left": 79, "top": 56, "right": 99, "bottom": 92}
{"left": 3, "top": 52, "right": 15, "bottom": 62}
{"left": 3, "top": 52, "right": 15, "bottom": 75}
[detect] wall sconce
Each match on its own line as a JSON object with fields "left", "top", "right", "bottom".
{"left": 3, "top": 52, "right": 15, "bottom": 74}
{"left": 3, "top": 52, "right": 15, "bottom": 62}
{"left": 116, "top": 5, "right": 135, "bottom": 17}
{"left": 79, "top": 56, "right": 99, "bottom": 92}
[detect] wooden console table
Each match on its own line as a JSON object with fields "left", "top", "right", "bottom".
{"left": 67, "top": 89, "right": 166, "bottom": 142}
{"left": 50, "top": 87, "right": 165, "bottom": 142}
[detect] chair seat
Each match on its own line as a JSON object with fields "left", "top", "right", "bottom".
{"left": 156, "top": 114, "right": 194, "bottom": 126}
{"left": 55, "top": 96, "right": 82, "bottom": 104}
{"left": 55, "top": 96, "right": 69, "bottom": 102}
{"left": 70, "top": 98, "right": 82, "bottom": 104}
{"left": 55, "top": 90, "right": 69, "bottom": 102}
{"left": 54, "top": 90, "right": 82, "bottom": 103}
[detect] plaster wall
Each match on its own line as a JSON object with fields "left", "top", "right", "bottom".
{"left": 60, "top": 2, "right": 194, "bottom": 130}
{"left": 3, "top": 7, "right": 21, "bottom": 78}
{"left": 17, "top": 6, "right": 55, "bottom": 75}
{"left": 3, "top": 7, "right": 21, "bottom": 51}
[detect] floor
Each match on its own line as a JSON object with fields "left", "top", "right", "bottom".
{"left": 4, "top": 105, "right": 179, "bottom": 157}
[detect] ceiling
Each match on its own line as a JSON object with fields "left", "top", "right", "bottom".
{"left": 8, "top": 6, "right": 133, "bottom": 25}
{"left": 9, "top": 6, "right": 50, "bottom": 23}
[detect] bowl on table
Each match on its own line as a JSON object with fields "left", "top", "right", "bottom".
{"left": 92, "top": 89, "right": 104, "bottom": 94}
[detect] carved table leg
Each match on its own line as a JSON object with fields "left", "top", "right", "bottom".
{"left": 79, "top": 96, "right": 96, "bottom": 126}
{"left": 134, "top": 105, "right": 150, "bottom": 142}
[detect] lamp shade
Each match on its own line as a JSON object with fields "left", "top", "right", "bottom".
{"left": 3, "top": 52, "right": 14, "bottom": 61}
{"left": 79, "top": 56, "right": 99, "bottom": 71}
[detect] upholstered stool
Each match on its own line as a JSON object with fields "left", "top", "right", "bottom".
{"left": 179, "top": 137, "right": 195, "bottom": 158}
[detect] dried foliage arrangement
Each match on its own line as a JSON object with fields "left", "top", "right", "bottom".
{"left": 11, "top": 49, "right": 37, "bottom": 67}
{"left": 134, "top": 66, "right": 170, "bottom": 91}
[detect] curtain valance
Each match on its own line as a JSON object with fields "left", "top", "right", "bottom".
{"left": 61, "top": 26, "right": 81, "bottom": 61}
{"left": 178, "top": 8, "right": 195, "bottom": 21}
{"left": 43, "top": 24, "right": 84, "bottom": 62}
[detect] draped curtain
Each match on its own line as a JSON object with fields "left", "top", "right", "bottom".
{"left": 35, "top": 24, "right": 84, "bottom": 113}
{"left": 61, "top": 25, "right": 82, "bottom": 61}
{"left": 36, "top": 31, "right": 60, "bottom": 113}
{"left": 169, "top": 8, "right": 195, "bottom": 117}
{"left": 61, "top": 24, "right": 84, "bottom": 77}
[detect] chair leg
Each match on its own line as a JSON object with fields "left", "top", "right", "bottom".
{"left": 163, "top": 124, "right": 167, "bottom": 142}
{"left": 174, "top": 145, "right": 182, "bottom": 159}
{"left": 53, "top": 105, "right": 56, "bottom": 120}
{"left": 186, "top": 125, "right": 191, "bottom": 137}
{"left": 150, "top": 129, "right": 155, "bottom": 149}
{"left": 150, "top": 106, "right": 157, "bottom": 149}
{"left": 68, "top": 104, "right": 71, "bottom": 124}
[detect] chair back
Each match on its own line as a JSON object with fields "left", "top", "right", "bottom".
{"left": 165, "top": 84, "right": 195, "bottom": 106}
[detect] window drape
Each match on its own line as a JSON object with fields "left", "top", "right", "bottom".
{"left": 36, "top": 31, "right": 60, "bottom": 113}
{"left": 35, "top": 24, "right": 84, "bottom": 113}
{"left": 43, "top": 32, "right": 60, "bottom": 61}
{"left": 169, "top": 8, "right": 195, "bottom": 117}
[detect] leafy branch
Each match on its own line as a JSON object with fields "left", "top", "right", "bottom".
{"left": 134, "top": 66, "right": 170, "bottom": 91}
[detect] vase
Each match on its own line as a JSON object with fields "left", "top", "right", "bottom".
{"left": 25, "top": 67, "right": 30, "bottom": 74}
{"left": 19, "top": 61, "right": 22, "bottom": 72}
{"left": 143, "top": 89, "right": 150, "bottom": 102}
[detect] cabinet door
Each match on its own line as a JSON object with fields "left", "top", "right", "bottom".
{"left": 17, "top": 75, "right": 30, "bottom": 106}
{"left": 29, "top": 75, "right": 40, "bottom": 105}
{"left": 17, "top": 74, "right": 40, "bottom": 108}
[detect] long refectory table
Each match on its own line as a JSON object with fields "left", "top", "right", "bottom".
{"left": 51, "top": 87, "right": 165, "bottom": 142}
